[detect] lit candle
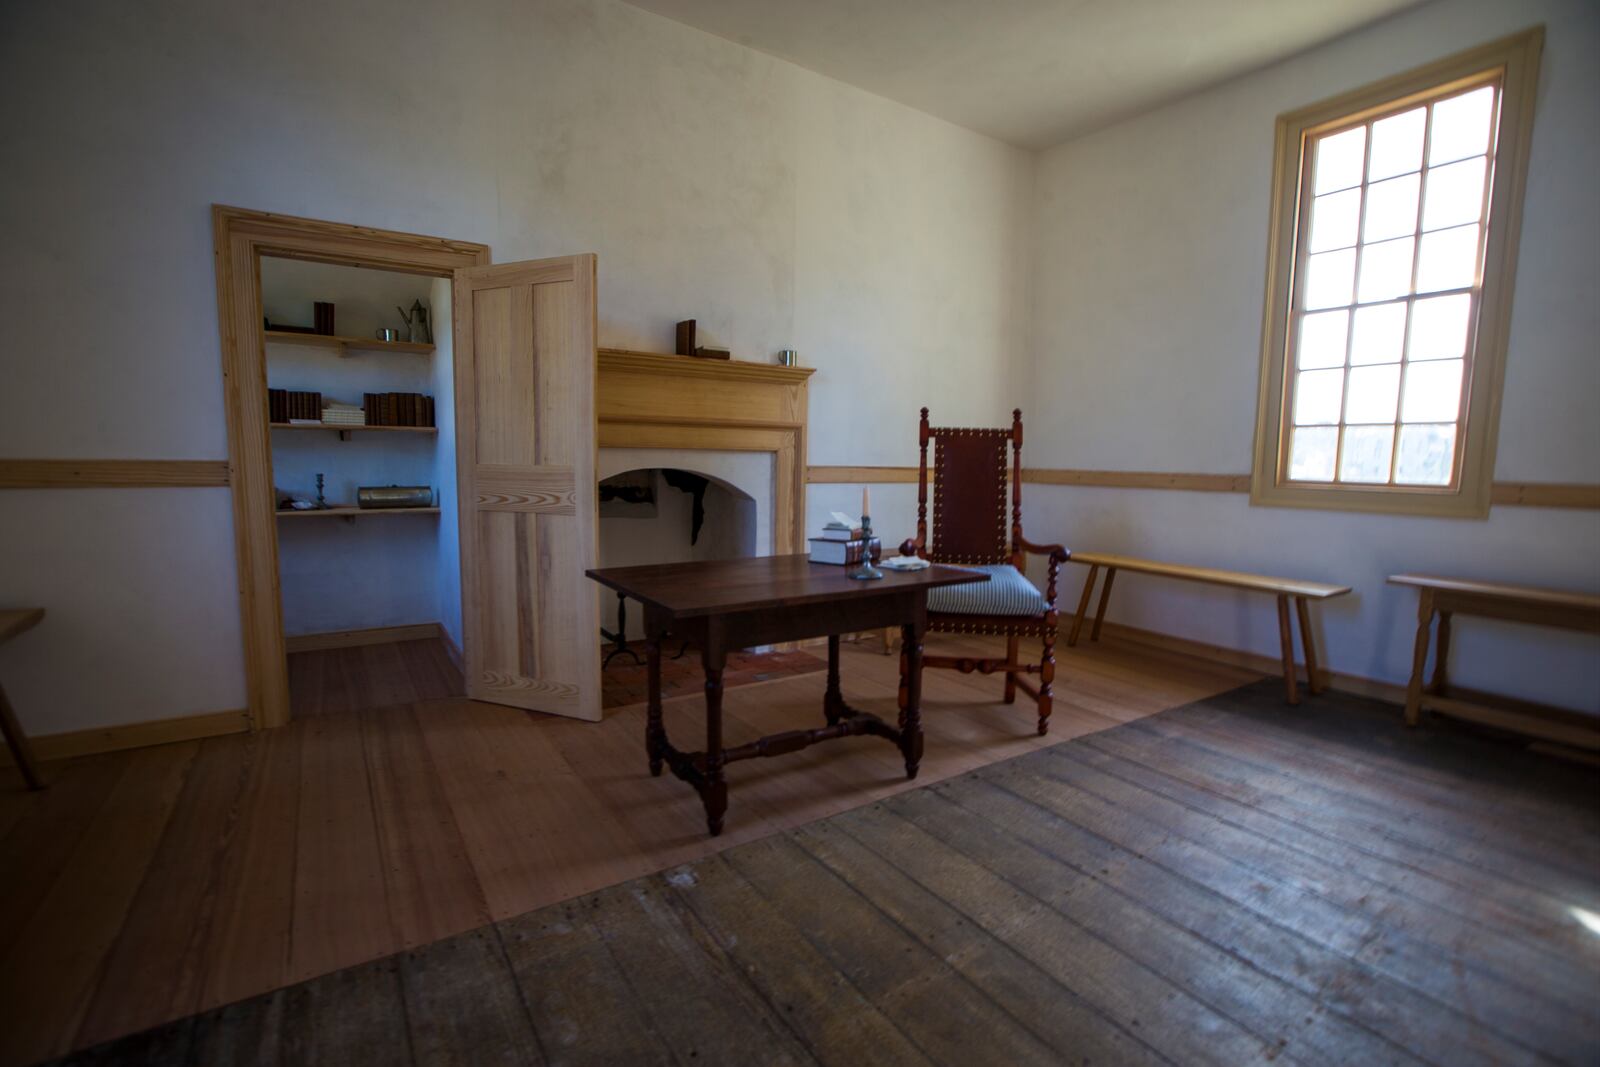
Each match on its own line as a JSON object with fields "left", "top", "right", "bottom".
{"left": 862, "top": 486, "right": 870, "bottom": 518}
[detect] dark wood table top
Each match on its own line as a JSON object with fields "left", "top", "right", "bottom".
{"left": 587, "top": 555, "right": 987, "bottom": 619}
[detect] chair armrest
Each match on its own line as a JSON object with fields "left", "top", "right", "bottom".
{"left": 898, "top": 536, "right": 925, "bottom": 558}
{"left": 1019, "top": 537, "right": 1069, "bottom": 563}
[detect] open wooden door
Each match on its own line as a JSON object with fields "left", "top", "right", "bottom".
{"left": 453, "top": 254, "right": 600, "bottom": 721}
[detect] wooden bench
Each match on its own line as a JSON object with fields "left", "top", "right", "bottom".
{"left": 1388, "top": 574, "right": 1600, "bottom": 739}
{"left": 1066, "top": 552, "right": 1351, "bottom": 705}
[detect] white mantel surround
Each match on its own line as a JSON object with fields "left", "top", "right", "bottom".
{"left": 598, "top": 448, "right": 776, "bottom": 556}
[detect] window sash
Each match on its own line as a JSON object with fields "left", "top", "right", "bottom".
{"left": 1279, "top": 73, "right": 1501, "bottom": 492}
{"left": 1249, "top": 28, "right": 1543, "bottom": 519}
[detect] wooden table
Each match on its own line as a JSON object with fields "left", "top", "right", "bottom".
{"left": 1389, "top": 574, "right": 1600, "bottom": 734}
{"left": 1066, "top": 552, "right": 1351, "bottom": 705}
{"left": 586, "top": 555, "right": 987, "bottom": 836}
{"left": 0, "top": 608, "right": 46, "bottom": 789}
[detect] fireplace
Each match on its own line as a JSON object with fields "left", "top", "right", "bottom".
{"left": 594, "top": 347, "right": 813, "bottom": 653}
{"left": 597, "top": 452, "right": 769, "bottom": 640}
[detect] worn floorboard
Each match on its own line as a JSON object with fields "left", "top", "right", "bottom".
{"left": 3, "top": 634, "right": 1244, "bottom": 1065}
{"left": 39, "top": 675, "right": 1600, "bottom": 1067}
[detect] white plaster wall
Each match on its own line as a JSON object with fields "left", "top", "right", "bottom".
{"left": 1026, "top": 0, "right": 1600, "bottom": 710}
{"left": 430, "top": 278, "right": 464, "bottom": 652}
{"left": 0, "top": 0, "right": 1030, "bottom": 734}
{"left": 261, "top": 258, "right": 436, "bottom": 341}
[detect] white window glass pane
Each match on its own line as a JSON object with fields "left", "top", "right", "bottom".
{"left": 1294, "top": 368, "right": 1345, "bottom": 425}
{"left": 1368, "top": 107, "right": 1426, "bottom": 181}
{"left": 1314, "top": 126, "right": 1367, "bottom": 194}
{"left": 1395, "top": 423, "right": 1458, "bottom": 485}
{"left": 1363, "top": 173, "right": 1420, "bottom": 242}
{"left": 1408, "top": 293, "right": 1472, "bottom": 361}
{"left": 1340, "top": 425, "right": 1395, "bottom": 483}
{"left": 1430, "top": 86, "right": 1495, "bottom": 166}
{"left": 1298, "top": 309, "right": 1349, "bottom": 369}
{"left": 1350, "top": 302, "right": 1407, "bottom": 365}
{"left": 1356, "top": 237, "right": 1414, "bottom": 304}
{"left": 1422, "top": 156, "right": 1487, "bottom": 231}
{"left": 1401, "top": 359, "right": 1464, "bottom": 422}
{"left": 1304, "top": 248, "right": 1356, "bottom": 309}
{"left": 1345, "top": 364, "right": 1401, "bottom": 423}
{"left": 1309, "top": 188, "right": 1361, "bottom": 252}
{"left": 1415, "top": 225, "right": 1479, "bottom": 293}
{"left": 1289, "top": 426, "right": 1338, "bottom": 482}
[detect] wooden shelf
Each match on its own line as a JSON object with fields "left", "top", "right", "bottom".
{"left": 270, "top": 422, "right": 436, "bottom": 435}
{"left": 277, "top": 506, "right": 440, "bottom": 520}
{"left": 264, "top": 330, "right": 434, "bottom": 356}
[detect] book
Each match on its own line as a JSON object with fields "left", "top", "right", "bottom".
{"left": 815, "top": 526, "right": 863, "bottom": 541}
{"left": 808, "top": 537, "right": 881, "bottom": 566}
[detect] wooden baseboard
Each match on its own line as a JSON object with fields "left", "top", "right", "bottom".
{"left": 0, "top": 707, "right": 252, "bottom": 768}
{"left": 1094, "top": 621, "right": 1599, "bottom": 749}
{"left": 285, "top": 622, "right": 443, "bottom": 654}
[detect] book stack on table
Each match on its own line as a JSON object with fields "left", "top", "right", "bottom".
{"left": 808, "top": 518, "right": 881, "bottom": 566}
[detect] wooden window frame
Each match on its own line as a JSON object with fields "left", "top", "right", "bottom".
{"left": 1250, "top": 28, "right": 1543, "bottom": 518}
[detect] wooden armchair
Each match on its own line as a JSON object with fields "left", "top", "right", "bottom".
{"left": 898, "top": 408, "right": 1069, "bottom": 734}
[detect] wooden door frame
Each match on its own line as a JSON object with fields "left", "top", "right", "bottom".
{"left": 212, "top": 206, "right": 490, "bottom": 730}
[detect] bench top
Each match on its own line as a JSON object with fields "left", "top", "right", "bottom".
{"left": 0, "top": 608, "right": 44, "bottom": 645}
{"left": 1388, "top": 574, "right": 1600, "bottom": 612}
{"left": 1068, "top": 552, "right": 1351, "bottom": 599}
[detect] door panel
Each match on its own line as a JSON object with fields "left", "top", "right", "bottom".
{"left": 454, "top": 254, "right": 599, "bottom": 721}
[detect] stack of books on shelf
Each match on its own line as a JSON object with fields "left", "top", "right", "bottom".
{"left": 321, "top": 401, "right": 365, "bottom": 427}
{"left": 269, "top": 388, "right": 323, "bottom": 424}
{"left": 362, "top": 392, "right": 436, "bottom": 427}
{"left": 807, "top": 516, "right": 881, "bottom": 566}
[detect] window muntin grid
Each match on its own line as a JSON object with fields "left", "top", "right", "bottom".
{"left": 1281, "top": 77, "right": 1501, "bottom": 490}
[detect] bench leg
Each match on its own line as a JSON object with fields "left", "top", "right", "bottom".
{"left": 1294, "top": 596, "right": 1324, "bottom": 695}
{"left": 1404, "top": 590, "right": 1434, "bottom": 728}
{"left": 1429, "top": 611, "right": 1451, "bottom": 693}
{"left": 1276, "top": 594, "right": 1299, "bottom": 706}
{"left": 0, "top": 680, "right": 44, "bottom": 790}
{"left": 1091, "top": 568, "right": 1117, "bottom": 642}
{"left": 1067, "top": 565, "right": 1099, "bottom": 647}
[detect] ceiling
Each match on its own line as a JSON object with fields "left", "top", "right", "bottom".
{"left": 623, "top": 0, "right": 1424, "bottom": 148}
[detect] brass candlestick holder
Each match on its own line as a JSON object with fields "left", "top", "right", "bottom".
{"left": 847, "top": 513, "right": 883, "bottom": 580}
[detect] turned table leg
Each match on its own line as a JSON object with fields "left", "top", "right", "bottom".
{"left": 1276, "top": 594, "right": 1299, "bottom": 706}
{"left": 1295, "top": 596, "right": 1324, "bottom": 695}
{"left": 824, "top": 634, "right": 844, "bottom": 725}
{"left": 1404, "top": 590, "right": 1435, "bottom": 727}
{"left": 701, "top": 636, "right": 728, "bottom": 836}
{"left": 1067, "top": 564, "right": 1099, "bottom": 647}
{"left": 645, "top": 612, "right": 665, "bottom": 777}
{"left": 899, "top": 619, "right": 925, "bottom": 779}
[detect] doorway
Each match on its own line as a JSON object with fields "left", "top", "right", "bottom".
{"left": 211, "top": 207, "right": 490, "bottom": 729}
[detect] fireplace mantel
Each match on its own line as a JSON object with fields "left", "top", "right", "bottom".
{"left": 596, "top": 349, "right": 814, "bottom": 555}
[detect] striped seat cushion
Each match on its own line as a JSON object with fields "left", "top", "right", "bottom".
{"left": 927, "top": 564, "right": 1048, "bottom": 617}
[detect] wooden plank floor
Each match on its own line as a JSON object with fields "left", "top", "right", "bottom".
{"left": 41, "top": 674, "right": 1600, "bottom": 1066}
{"left": 0, "top": 634, "right": 1254, "bottom": 1065}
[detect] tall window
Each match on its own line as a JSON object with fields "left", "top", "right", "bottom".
{"left": 1251, "top": 29, "right": 1542, "bottom": 517}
